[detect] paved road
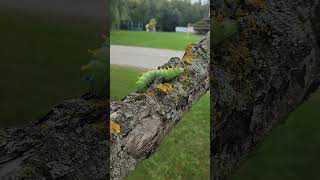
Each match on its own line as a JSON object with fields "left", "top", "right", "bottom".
{"left": 110, "top": 45, "right": 184, "bottom": 69}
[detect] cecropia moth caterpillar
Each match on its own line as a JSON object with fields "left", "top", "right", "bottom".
{"left": 136, "top": 67, "right": 184, "bottom": 92}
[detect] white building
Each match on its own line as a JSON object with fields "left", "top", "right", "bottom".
{"left": 175, "top": 25, "right": 195, "bottom": 33}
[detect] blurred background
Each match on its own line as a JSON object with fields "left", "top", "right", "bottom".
{"left": 0, "top": 0, "right": 105, "bottom": 127}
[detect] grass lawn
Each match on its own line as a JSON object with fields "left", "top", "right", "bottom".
{"left": 111, "top": 65, "right": 210, "bottom": 180}
{"left": 110, "top": 65, "right": 146, "bottom": 101}
{"left": 231, "top": 90, "right": 320, "bottom": 180}
{"left": 111, "top": 30, "right": 202, "bottom": 51}
{"left": 0, "top": 10, "right": 104, "bottom": 127}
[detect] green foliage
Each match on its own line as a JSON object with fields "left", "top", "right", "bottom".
{"left": 110, "top": 0, "right": 129, "bottom": 29}
{"left": 111, "top": 0, "right": 209, "bottom": 31}
{"left": 136, "top": 67, "right": 184, "bottom": 92}
{"left": 81, "top": 40, "right": 109, "bottom": 98}
{"left": 211, "top": 19, "right": 239, "bottom": 46}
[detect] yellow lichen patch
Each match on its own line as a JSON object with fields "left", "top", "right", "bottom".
{"left": 156, "top": 83, "right": 173, "bottom": 92}
{"left": 146, "top": 89, "right": 154, "bottom": 96}
{"left": 183, "top": 43, "right": 196, "bottom": 64}
{"left": 183, "top": 53, "right": 194, "bottom": 64}
{"left": 180, "top": 74, "right": 189, "bottom": 82}
{"left": 185, "top": 43, "right": 193, "bottom": 52}
{"left": 110, "top": 119, "right": 120, "bottom": 135}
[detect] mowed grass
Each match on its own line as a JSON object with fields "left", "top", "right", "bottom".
{"left": 111, "top": 30, "right": 202, "bottom": 51}
{"left": 110, "top": 65, "right": 145, "bottom": 101}
{"left": 0, "top": 10, "right": 104, "bottom": 127}
{"left": 110, "top": 65, "right": 210, "bottom": 179}
{"left": 231, "top": 91, "right": 320, "bottom": 180}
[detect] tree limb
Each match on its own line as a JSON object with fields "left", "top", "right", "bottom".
{"left": 211, "top": 0, "right": 320, "bottom": 179}
{"left": 110, "top": 33, "right": 210, "bottom": 179}
{"left": 0, "top": 97, "right": 108, "bottom": 179}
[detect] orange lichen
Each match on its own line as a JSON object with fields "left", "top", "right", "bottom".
{"left": 183, "top": 53, "right": 194, "bottom": 64}
{"left": 156, "top": 83, "right": 173, "bottom": 92}
{"left": 110, "top": 119, "right": 120, "bottom": 135}
{"left": 146, "top": 89, "right": 154, "bottom": 96}
{"left": 185, "top": 43, "right": 193, "bottom": 52}
{"left": 183, "top": 44, "right": 196, "bottom": 64}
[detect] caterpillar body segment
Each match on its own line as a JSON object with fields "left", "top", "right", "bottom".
{"left": 136, "top": 67, "right": 184, "bottom": 92}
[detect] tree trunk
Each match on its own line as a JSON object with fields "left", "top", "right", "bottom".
{"left": 211, "top": 0, "right": 320, "bottom": 179}
{"left": 0, "top": 96, "right": 108, "bottom": 179}
{"left": 110, "top": 34, "right": 210, "bottom": 179}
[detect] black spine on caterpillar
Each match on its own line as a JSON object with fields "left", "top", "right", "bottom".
{"left": 136, "top": 67, "right": 184, "bottom": 92}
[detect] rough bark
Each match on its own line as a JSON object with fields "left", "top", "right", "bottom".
{"left": 0, "top": 96, "right": 108, "bottom": 179}
{"left": 110, "top": 33, "right": 210, "bottom": 179}
{"left": 211, "top": 0, "right": 320, "bottom": 179}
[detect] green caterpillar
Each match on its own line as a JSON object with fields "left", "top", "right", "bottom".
{"left": 136, "top": 67, "right": 184, "bottom": 92}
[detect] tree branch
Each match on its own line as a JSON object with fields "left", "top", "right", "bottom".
{"left": 110, "top": 33, "right": 210, "bottom": 179}
{"left": 0, "top": 97, "right": 108, "bottom": 179}
{"left": 211, "top": 0, "right": 320, "bottom": 179}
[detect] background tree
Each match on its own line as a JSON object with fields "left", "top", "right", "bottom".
{"left": 110, "top": 0, "right": 129, "bottom": 29}
{"left": 111, "top": 0, "right": 209, "bottom": 31}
